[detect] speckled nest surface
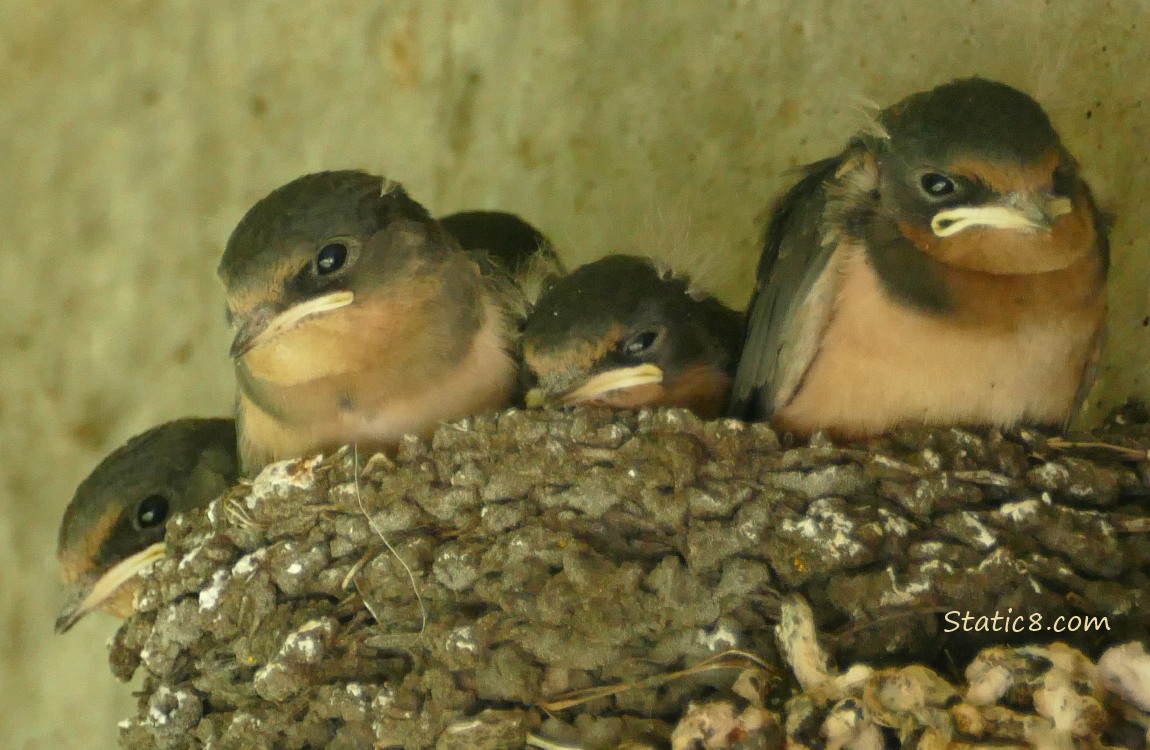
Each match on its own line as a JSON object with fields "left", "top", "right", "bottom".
{"left": 111, "top": 406, "right": 1150, "bottom": 749}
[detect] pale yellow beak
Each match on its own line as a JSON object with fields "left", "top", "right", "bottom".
{"left": 526, "top": 363, "right": 664, "bottom": 408}
{"left": 931, "top": 196, "right": 1072, "bottom": 238}
{"left": 55, "top": 542, "right": 166, "bottom": 633}
{"left": 231, "top": 291, "right": 355, "bottom": 357}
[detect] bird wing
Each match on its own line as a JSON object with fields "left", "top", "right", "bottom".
{"left": 1066, "top": 179, "right": 1112, "bottom": 428}
{"left": 441, "top": 210, "right": 566, "bottom": 314}
{"left": 440, "top": 211, "right": 563, "bottom": 283}
{"left": 729, "top": 156, "right": 852, "bottom": 420}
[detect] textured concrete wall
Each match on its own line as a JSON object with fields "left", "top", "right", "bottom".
{"left": 2, "top": 1, "right": 1147, "bottom": 747}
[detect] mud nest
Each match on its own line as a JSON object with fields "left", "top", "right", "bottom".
{"left": 111, "top": 405, "right": 1150, "bottom": 749}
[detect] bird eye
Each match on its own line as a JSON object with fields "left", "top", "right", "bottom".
{"left": 919, "top": 173, "right": 956, "bottom": 198}
{"left": 315, "top": 242, "right": 349, "bottom": 275}
{"left": 136, "top": 494, "right": 169, "bottom": 528}
{"left": 622, "top": 329, "right": 662, "bottom": 357}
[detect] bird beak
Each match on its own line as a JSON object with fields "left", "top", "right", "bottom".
{"left": 229, "top": 291, "right": 355, "bottom": 358}
{"left": 930, "top": 195, "right": 1072, "bottom": 238}
{"left": 55, "top": 542, "right": 166, "bottom": 634}
{"left": 525, "top": 363, "right": 664, "bottom": 408}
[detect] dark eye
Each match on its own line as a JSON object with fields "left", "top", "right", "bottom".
{"left": 622, "top": 330, "right": 661, "bottom": 357}
{"left": 315, "top": 242, "right": 348, "bottom": 275}
{"left": 920, "top": 173, "right": 956, "bottom": 198}
{"left": 136, "top": 494, "right": 169, "bottom": 528}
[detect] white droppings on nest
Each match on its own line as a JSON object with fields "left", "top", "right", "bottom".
{"left": 372, "top": 686, "right": 395, "bottom": 712}
{"left": 627, "top": 468, "right": 638, "bottom": 478}
{"left": 286, "top": 562, "right": 304, "bottom": 575}
{"left": 1041, "top": 491, "right": 1054, "bottom": 505}
{"left": 696, "top": 623, "right": 739, "bottom": 652}
{"left": 118, "top": 719, "right": 131, "bottom": 730}
{"left": 1032, "top": 462, "right": 1070, "bottom": 486}
{"left": 231, "top": 548, "right": 267, "bottom": 576}
{"left": 346, "top": 683, "right": 364, "bottom": 699}
{"left": 328, "top": 482, "right": 359, "bottom": 504}
{"left": 285, "top": 633, "right": 318, "bottom": 661}
{"left": 1098, "top": 642, "right": 1150, "bottom": 713}
{"left": 254, "top": 661, "right": 287, "bottom": 685}
{"left": 134, "top": 589, "right": 153, "bottom": 611}
{"left": 1067, "top": 483, "right": 1096, "bottom": 500}
{"left": 999, "top": 498, "right": 1040, "bottom": 522}
{"left": 145, "top": 686, "right": 194, "bottom": 728}
{"left": 920, "top": 448, "right": 943, "bottom": 471}
{"left": 198, "top": 569, "right": 230, "bottom": 612}
{"left": 977, "top": 547, "right": 1025, "bottom": 574}
{"left": 919, "top": 559, "right": 953, "bottom": 575}
{"left": 878, "top": 566, "right": 932, "bottom": 607}
{"left": 737, "top": 515, "right": 763, "bottom": 544}
{"left": 915, "top": 541, "right": 945, "bottom": 556}
{"left": 719, "top": 418, "right": 746, "bottom": 431}
{"left": 444, "top": 718, "right": 484, "bottom": 734}
{"left": 247, "top": 454, "right": 323, "bottom": 509}
{"left": 280, "top": 618, "right": 331, "bottom": 663}
{"left": 446, "top": 625, "right": 478, "bottom": 653}
{"left": 958, "top": 511, "right": 998, "bottom": 549}
{"left": 781, "top": 500, "right": 865, "bottom": 561}
{"left": 177, "top": 544, "right": 203, "bottom": 571}
{"left": 877, "top": 508, "right": 912, "bottom": 536}
{"left": 871, "top": 454, "right": 920, "bottom": 474}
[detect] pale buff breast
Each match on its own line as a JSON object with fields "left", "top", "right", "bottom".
{"left": 238, "top": 299, "right": 516, "bottom": 472}
{"left": 775, "top": 247, "right": 1104, "bottom": 438}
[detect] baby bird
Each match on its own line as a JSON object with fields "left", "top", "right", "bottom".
{"left": 219, "top": 172, "right": 560, "bottom": 474}
{"left": 56, "top": 418, "right": 238, "bottom": 632}
{"left": 523, "top": 254, "right": 744, "bottom": 418}
{"left": 731, "top": 78, "right": 1108, "bottom": 437}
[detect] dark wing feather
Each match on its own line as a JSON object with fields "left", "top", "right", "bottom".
{"left": 729, "top": 157, "right": 845, "bottom": 420}
{"left": 439, "top": 210, "right": 559, "bottom": 278}
{"left": 1066, "top": 179, "right": 1112, "bottom": 428}
{"left": 440, "top": 210, "right": 565, "bottom": 309}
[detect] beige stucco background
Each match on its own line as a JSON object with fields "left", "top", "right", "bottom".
{"left": 2, "top": 1, "right": 1147, "bottom": 747}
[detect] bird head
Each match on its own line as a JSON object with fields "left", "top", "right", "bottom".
{"left": 523, "top": 255, "right": 742, "bottom": 417}
{"left": 218, "top": 171, "right": 483, "bottom": 387}
{"left": 55, "top": 418, "right": 238, "bottom": 632}
{"left": 866, "top": 77, "right": 1096, "bottom": 275}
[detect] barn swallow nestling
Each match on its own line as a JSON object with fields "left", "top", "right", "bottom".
{"left": 730, "top": 77, "right": 1108, "bottom": 438}
{"left": 522, "top": 254, "right": 744, "bottom": 418}
{"left": 55, "top": 418, "right": 238, "bottom": 633}
{"left": 219, "top": 171, "right": 562, "bottom": 474}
